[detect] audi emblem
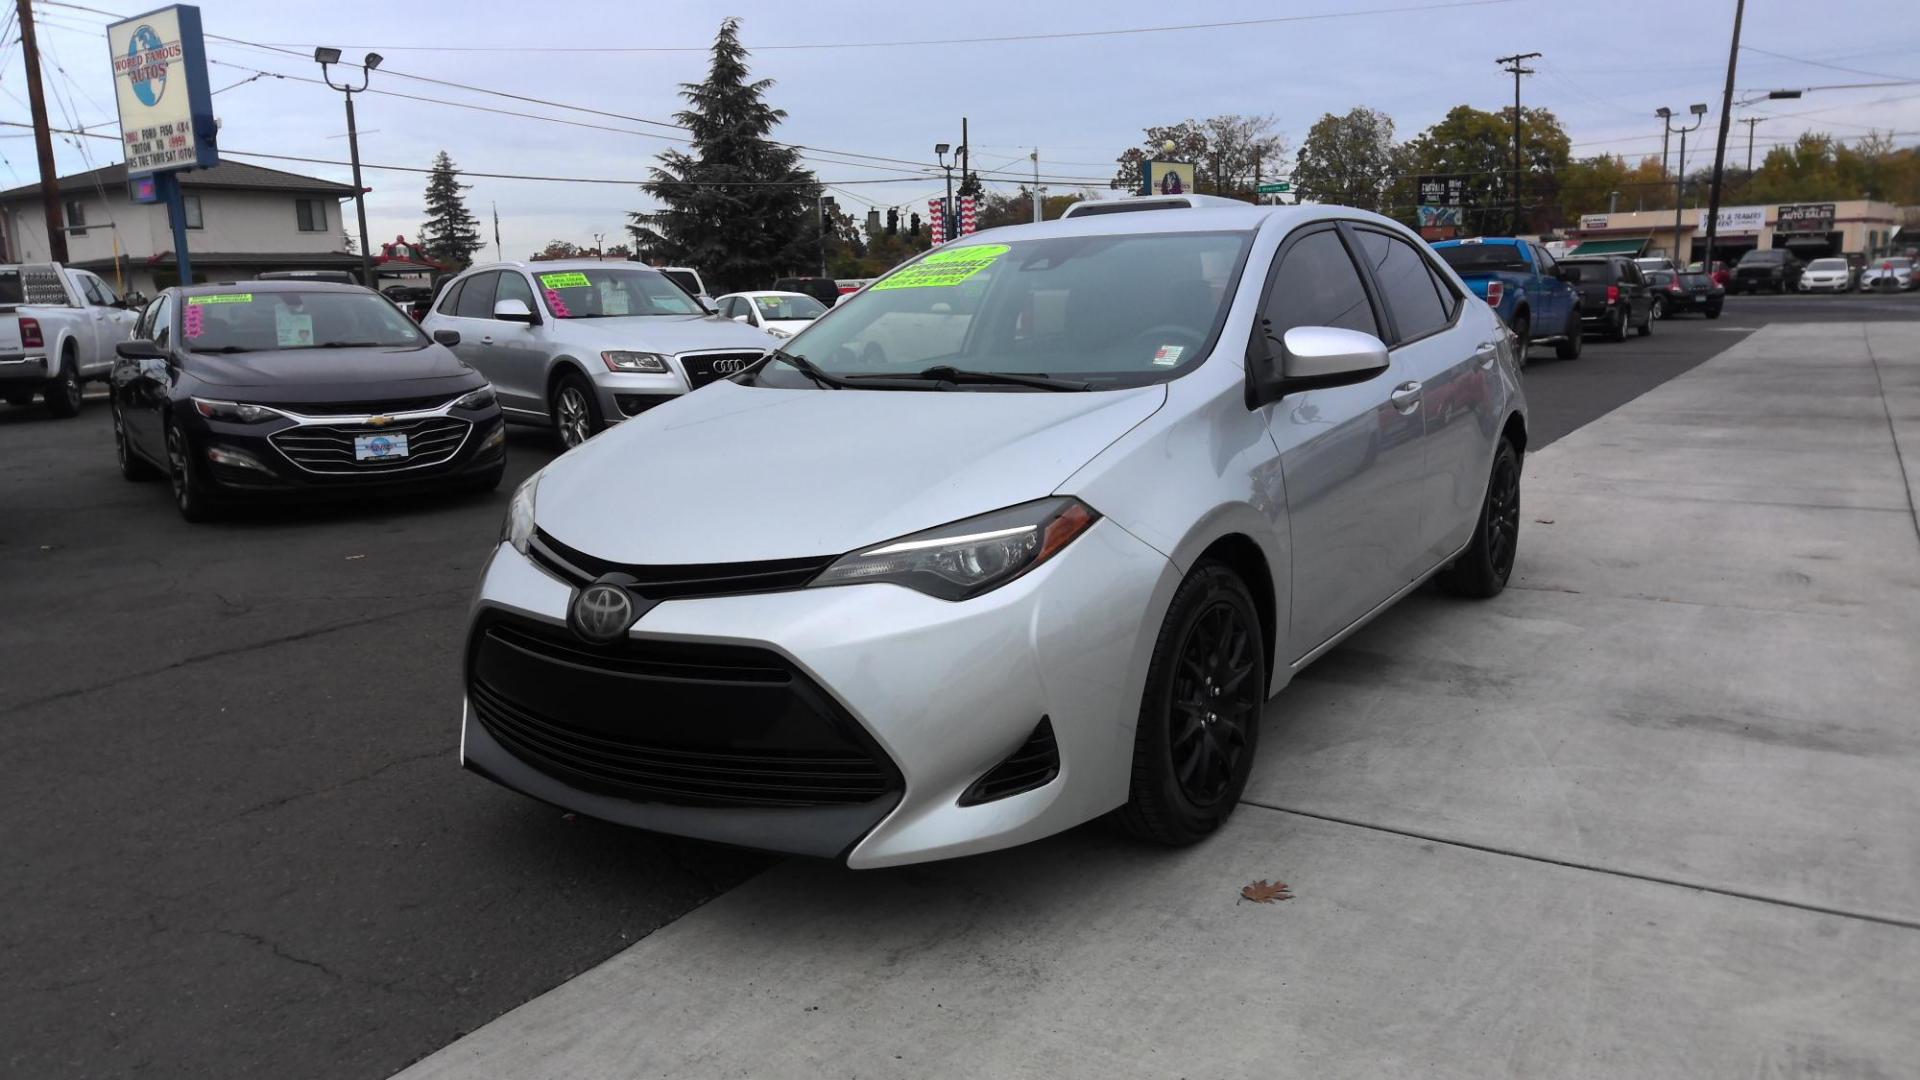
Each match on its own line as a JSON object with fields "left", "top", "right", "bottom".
{"left": 710, "top": 357, "right": 752, "bottom": 375}
{"left": 568, "top": 579, "right": 636, "bottom": 643}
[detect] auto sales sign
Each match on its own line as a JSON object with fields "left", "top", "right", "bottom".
{"left": 106, "top": 5, "right": 218, "bottom": 175}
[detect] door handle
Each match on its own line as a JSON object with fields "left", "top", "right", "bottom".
{"left": 1390, "top": 380, "right": 1423, "bottom": 412}
{"left": 1474, "top": 340, "right": 1501, "bottom": 368}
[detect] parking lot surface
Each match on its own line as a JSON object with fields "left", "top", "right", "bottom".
{"left": 3, "top": 292, "right": 1917, "bottom": 1078}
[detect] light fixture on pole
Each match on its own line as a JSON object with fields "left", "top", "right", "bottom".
{"left": 1656, "top": 107, "right": 1672, "bottom": 182}
{"left": 316, "top": 47, "right": 381, "bottom": 287}
{"left": 1660, "top": 104, "right": 1709, "bottom": 266}
{"left": 935, "top": 143, "right": 954, "bottom": 242}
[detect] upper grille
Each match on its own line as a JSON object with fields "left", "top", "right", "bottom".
{"left": 529, "top": 529, "right": 833, "bottom": 597}
{"left": 282, "top": 394, "right": 456, "bottom": 417}
{"left": 270, "top": 416, "right": 471, "bottom": 474}
{"left": 467, "top": 614, "right": 897, "bottom": 808}
{"left": 679, "top": 351, "right": 765, "bottom": 390}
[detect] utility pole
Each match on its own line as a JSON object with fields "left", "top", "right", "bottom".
{"left": 1702, "top": 0, "right": 1745, "bottom": 279}
{"left": 1496, "top": 52, "right": 1540, "bottom": 235}
{"left": 17, "top": 0, "right": 69, "bottom": 264}
{"left": 1031, "top": 150, "right": 1042, "bottom": 223}
{"left": 1737, "top": 116, "right": 1761, "bottom": 173}
{"left": 959, "top": 116, "right": 969, "bottom": 239}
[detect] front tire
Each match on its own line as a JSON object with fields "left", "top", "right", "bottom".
{"left": 1438, "top": 437, "right": 1521, "bottom": 599}
{"left": 1118, "top": 561, "right": 1265, "bottom": 847}
{"left": 114, "top": 404, "right": 160, "bottom": 480}
{"left": 551, "top": 372, "right": 602, "bottom": 452}
{"left": 166, "top": 421, "right": 219, "bottom": 522}
{"left": 43, "top": 353, "right": 82, "bottom": 418}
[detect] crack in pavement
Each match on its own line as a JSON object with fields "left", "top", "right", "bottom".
{"left": 212, "top": 928, "right": 344, "bottom": 982}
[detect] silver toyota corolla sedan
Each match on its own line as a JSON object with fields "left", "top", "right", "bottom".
{"left": 461, "top": 196, "right": 1527, "bottom": 868}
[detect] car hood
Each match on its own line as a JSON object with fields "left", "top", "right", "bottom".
{"left": 534, "top": 378, "right": 1168, "bottom": 564}
{"left": 542, "top": 313, "right": 774, "bottom": 354}
{"left": 185, "top": 344, "right": 481, "bottom": 402}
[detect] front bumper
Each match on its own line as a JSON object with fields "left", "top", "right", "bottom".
{"left": 0, "top": 353, "right": 51, "bottom": 386}
{"left": 183, "top": 407, "right": 507, "bottom": 498}
{"left": 460, "top": 518, "right": 1178, "bottom": 868}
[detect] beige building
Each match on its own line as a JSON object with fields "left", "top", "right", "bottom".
{"left": 1562, "top": 199, "right": 1907, "bottom": 265}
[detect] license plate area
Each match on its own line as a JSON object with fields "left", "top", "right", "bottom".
{"left": 354, "top": 433, "right": 410, "bottom": 461}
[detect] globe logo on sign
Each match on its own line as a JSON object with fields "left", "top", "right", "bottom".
{"left": 367, "top": 436, "right": 394, "bottom": 457}
{"left": 127, "top": 25, "right": 167, "bottom": 107}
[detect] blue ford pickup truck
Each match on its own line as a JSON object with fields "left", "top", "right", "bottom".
{"left": 1431, "top": 237, "right": 1582, "bottom": 361}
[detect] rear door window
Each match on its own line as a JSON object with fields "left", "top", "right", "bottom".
{"left": 1264, "top": 227, "right": 1379, "bottom": 339}
{"left": 455, "top": 272, "right": 499, "bottom": 319}
{"left": 1354, "top": 229, "right": 1450, "bottom": 343}
{"left": 437, "top": 277, "right": 467, "bottom": 315}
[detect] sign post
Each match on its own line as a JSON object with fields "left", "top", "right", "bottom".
{"left": 1256, "top": 182, "right": 1290, "bottom": 195}
{"left": 106, "top": 5, "right": 218, "bottom": 286}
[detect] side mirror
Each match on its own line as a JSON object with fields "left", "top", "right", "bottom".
{"left": 732, "top": 314, "right": 750, "bottom": 323}
{"left": 433, "top": 329, "right": 461, "bottom": 347}
{"left": 493, "top": 298, "right": 538, "bottom": 324}
{"left": 1246, "top": 324, "right": 1390, "bottom": 408}
{"left": 116, "top": 339, "right": 167, "bottom": 361}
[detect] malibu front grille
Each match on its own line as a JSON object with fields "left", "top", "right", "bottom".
{"left": 678, "top": 351, "right": 766, "bottom": 390}
{"left": 270, "top": 416, "right": 471, "bottom": 474}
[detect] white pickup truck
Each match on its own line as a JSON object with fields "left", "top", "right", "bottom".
{"left": 0, "top": 262, "right": 141, "bottom": 418}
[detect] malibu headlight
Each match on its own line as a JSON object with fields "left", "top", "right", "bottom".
{"left": 810, "top": 497, "right": 1098, "bottom": 601}
{"left": 192, "top": 397, "right": 282, "bottom": 423}
{"left": 502, "top": 475, "right": 538, "bottom": 555}
{"left": 453, "top": 384, "right": 497, "bottom": 410}
{"left": 602, "top": 350, "right": 670, "bottom": 373}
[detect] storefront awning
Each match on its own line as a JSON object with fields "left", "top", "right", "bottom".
{"left": 1568, "top": 237, "right": 1650, "bottom": 256}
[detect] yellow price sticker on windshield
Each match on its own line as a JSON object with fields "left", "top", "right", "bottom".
{"left": 538, "top": 272, "right": 591, "bottom": 289}
{"left": 872, "top": 244, "right": 1009, "bottom": 290}
{"left": 187, "top": 293, "right": 252, "bottom": 305}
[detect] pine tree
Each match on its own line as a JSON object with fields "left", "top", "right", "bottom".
{"left": 419, "top": 151, "right": 482, "bottom": 268}
{"left": 627, "top": 18, "right": 818, "bottom": 293}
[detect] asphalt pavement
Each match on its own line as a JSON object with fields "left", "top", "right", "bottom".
{"left": 2, "top": 289, "right": 1916, "bottom": 1079}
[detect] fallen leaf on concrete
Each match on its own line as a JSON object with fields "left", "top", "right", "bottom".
{"left": 1240, "top": 879, "right": 1293, "bottom": 904}
{"left": 1533, "top": 518, "right": 1554, "bottom": 525}
{"left": 345, "top": 554, "right": 366, "bottom": 560}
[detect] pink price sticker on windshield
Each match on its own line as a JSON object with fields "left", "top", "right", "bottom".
{"left": 544, "top": 289, "right": 572, "bottom": 318}
{"left": 183, "top": 306, "right": 205, "bottom": 337}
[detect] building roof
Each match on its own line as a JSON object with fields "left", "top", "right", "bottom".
{"left": 0, "top": 160, "right": 355, "bottom": 201}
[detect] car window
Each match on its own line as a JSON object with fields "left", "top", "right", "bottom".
{"left": 753, "top": 294, "right": 828, "bottom": 322}
{"left": 1533, "top": 245, "right": 1558, "bottom": 276}
{"left": 1264, "top": 227, "right": 1378, "bottom": 340}
{"left": 455, "top": 272, "right": 499, "bottom": 319}
{"left": 74, "top": 273, "right": 105, "bottom": 306}
{"left": 437, "top": 277, "right": 467, "bottom": 315}
{"left": 1433, "top": 243, "right": 1529, "bottom": 273}
{"left": 494, "top": 271, "right": 536, "bottom": 313}
{"left": 149, "top": 294, "right": 173, "bottom": 348}
{"left": 1354, "top": 229, "right": 1448, "bottom": 343}
{"left": 93, "top": 275, "right": 121, "bottom": 307}
{"left": 1617, "top": 260, "right": 1639, "bottom": 285}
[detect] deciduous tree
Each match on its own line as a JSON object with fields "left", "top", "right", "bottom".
{"left": 1291, "top": 107, "right": 1396, "bottom": 212}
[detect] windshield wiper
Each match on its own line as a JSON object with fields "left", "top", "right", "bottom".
{"left": 844, "top": 365, "right": 1090, "bottom": 391}
{"left": 762, "top": 348, "right": 849, "bottom": 389}
{"left": 199, "top": 345, "right": 254, "bottom": 353}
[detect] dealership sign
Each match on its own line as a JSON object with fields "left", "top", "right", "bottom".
{"left": 106, "top": 5, "right": 218, "bottom": 175}
{"left": 1417, "top": 175, "right": 1467, "bottom": 206}
{"left": 1696, "top": 205, "right": 1768, "bottom": 234}
{"left": 1578, "top": 214, "right": 1609, "bottom": 230}
{"left": 1778, "top": 203, "right": 1836, "bottom": 234}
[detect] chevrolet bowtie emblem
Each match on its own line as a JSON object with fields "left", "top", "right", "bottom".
{"left": 366, "top": 415, "right": 394, "bottom": 427}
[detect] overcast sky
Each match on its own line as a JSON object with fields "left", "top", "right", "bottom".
{"left": 6, "top": 0, "right": 1917, "bottom": 259}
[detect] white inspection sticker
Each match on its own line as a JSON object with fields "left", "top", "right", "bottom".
{"left": 1151, "top": 344, "right": 1185, "bottom": 367}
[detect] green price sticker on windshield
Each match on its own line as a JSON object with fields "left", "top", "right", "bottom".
{"left": 187, "top": 293, "right": 253, "bottom": 305}
{"left": 538, "top": 272, "right": 592, "bottom": 289}
{"left": 872, "top": 244, "right": 1009, "bottom": 291}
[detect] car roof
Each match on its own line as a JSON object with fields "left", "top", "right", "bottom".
{"left": 457, "top": 259, "right": 660, "bottom": 274}
{"left": 178, "top": 280, "right": 368, "bottom": 295}
{"left": 953, "top": 201, "right": 1401, "bottom": 246}
{"left": 718, "top": 290, "right": 811, "bottom": 299}
{"left": 1430, "top": 237, "right": 1524, "bottom": 248}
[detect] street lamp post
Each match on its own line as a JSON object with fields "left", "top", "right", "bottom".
{"left": 1662, "top": 104, "right": 1708, "bottom": 266}
{"left": 934, "top": 143, "right": 953, "bottom": 242}
{"left": 315, "top": 48, "right": 382, "bottom": 288}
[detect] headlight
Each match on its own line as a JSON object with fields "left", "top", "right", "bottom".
{"left": 602, "top": 350, "right": 670, "bottom": 373}
{"left": 454, "top": 384, "right": 496, "bottom": 410}
{"left": 765, "top": 326, "right": 793, "bottom": 339}
{"left": 502, "top": 475, "right": 538, "bottom": 555}
{"left": 192, "top": 397, "right": 282, "bottom": 423}
{"left": 810, "top": 497, "right": 1098, "bottom": 601}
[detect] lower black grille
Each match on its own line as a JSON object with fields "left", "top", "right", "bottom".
{"left": 959, "top": 718, "right": 1059, "bottom": 806}
{"left": 615, "top": 392, "right": 673, "bottom": 418}
{"left": 679, "top": 351, "right": 764, "bottom": 390}
{"left": 270, "top": 416, "right": 470, "bottom": 473}
{"left": 467, "top": 614, "right": 897, "bottom": 809}
{"left": 529, "top": 529, "right": 832, "bottom": 597}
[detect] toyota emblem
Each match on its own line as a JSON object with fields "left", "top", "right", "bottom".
{"left": 568, "top": 578, "right": 636, "bottom": 643}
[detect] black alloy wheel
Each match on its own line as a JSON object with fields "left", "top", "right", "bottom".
{"left": 1119, "top": 561, "right": 1265, "bottom": 846}
{"left": 166, "top": 422, "right": 216, "bottom": 522}
{"left": 1651, "top": 297, "right": 1668, "bottom": 320}
{"left": 114, "top": 404, "right": 158, "bottom": 480}
{"left": 1608, "top": 307, "right": 1629, "bottom": 342}
{"left": 1439, "top": 437, "right": 1521, "bottom": 598}
{"left": 44, "top": 355, "right": 82, "bottom": 418}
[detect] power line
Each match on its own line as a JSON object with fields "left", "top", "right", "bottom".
{"left": 1740, "top": 45, "right": 1917, "bottom": 84}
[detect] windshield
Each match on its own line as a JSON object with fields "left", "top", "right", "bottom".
{"left": 1808, "top": 259, "right": 1847, "bottom": 271}
{"left": 181, "top": 289, "right": 426, "bottom": 352}
{"left": 532, "top": 268, "right": 703, "bottom": 318}
{"left": 752, "top": 294, "right": 827, "bottom": 321}
{"left": 1878, "top": 258, "right": 1913, "bottom": 269}
{"left": 1740, "top": 251, "right": 1785, "bottom": 265}
{"left": 1434, "top": 244, "right": 1527, "bottom": 273}
{"left": 772, "top": 231, "right": 1252, "bottom": 389}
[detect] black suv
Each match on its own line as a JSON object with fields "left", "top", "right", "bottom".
{"left": 1730, "top": 249, "right": 1804, "bottom": 294}
{"left": 1558, "top": 255, "right": 1655, "bottom": 341}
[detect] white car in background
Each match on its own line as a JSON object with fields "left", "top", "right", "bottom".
{"left": 711, "top": 290, "right": 830, "bottom": 338}
{"left": 1798, "top": 258, "right": 1852, "bottom": 293}
{"left": 1858, "top": 257, "right": 1914, "bottom": 292}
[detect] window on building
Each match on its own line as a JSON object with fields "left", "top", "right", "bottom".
{"left": 168, "top": 194, "right": 203, "bottom": 231}
{"left": 65, "top": 199, "right": 87, "bottom": 233}
{"left": 295, "top": 198, "right": 328, "bottom": 232}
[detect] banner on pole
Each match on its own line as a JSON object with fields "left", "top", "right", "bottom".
{"left": 928, "top": 198, "right": 946, "bottom": 245}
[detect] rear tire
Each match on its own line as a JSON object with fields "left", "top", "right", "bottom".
{"left": 1607, "top": 307, "right": 1629, "bottom": 342}
{"left": 43, "top": 353, "right": 82, "bottom": 418}
{"left": 1118, "top": 560, "right": 1265, "bottom": 847}
{"left": 1651, "top": 297, "right": 1668, "bottom": 321}
{"left": 1438, "top": 437, "right": 1521, "bottom": 599}
{"left": 1511, "top": 313, "right": 1531, "bottom": 359}
{"left": 1554, "top": 321, "right": 1583, "bottom": 360}
{"left": 551, "top": 372, "right": 602, "bottom": 452}
{"left": 1705, "top": 304, "right": 1722, "bottom": 319}
{"left": 1636, "top": 304, "right": 1653, "bottom": 337}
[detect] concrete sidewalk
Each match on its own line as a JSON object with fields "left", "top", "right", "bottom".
{"left": 393, "top": 324, "right": 1920, "bottom": 1079}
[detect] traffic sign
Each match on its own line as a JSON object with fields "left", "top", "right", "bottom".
{"left": 1257, "top": 182, "right": 1290, "bottom": 194}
